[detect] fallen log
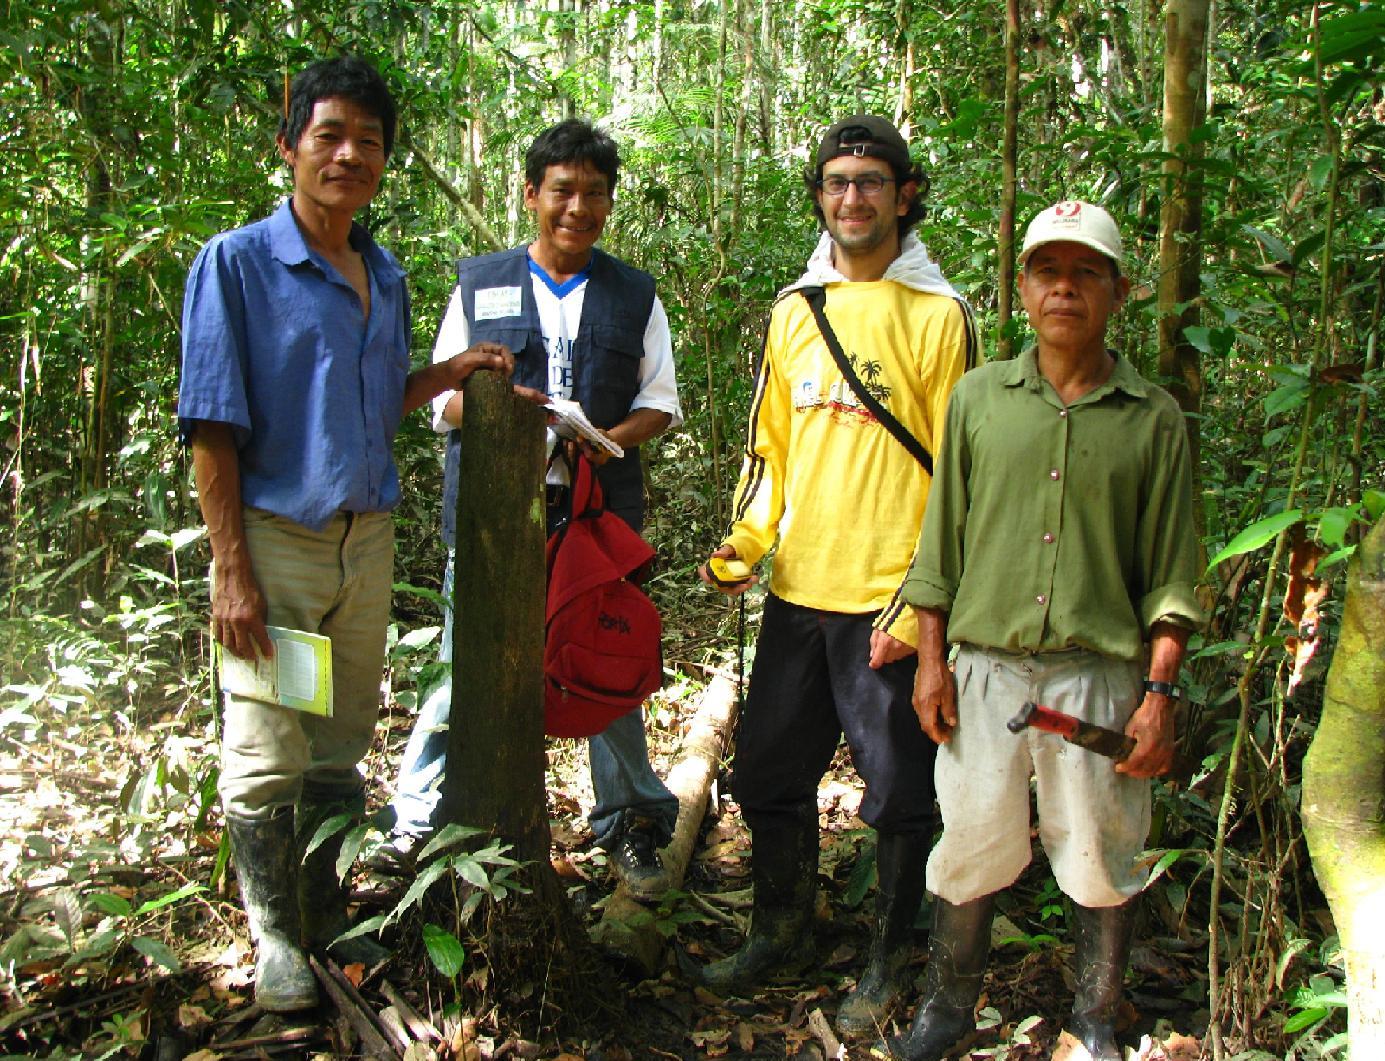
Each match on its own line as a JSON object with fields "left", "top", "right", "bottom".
{"left": 592, "top": 674, "right": 739, "bottom": 973}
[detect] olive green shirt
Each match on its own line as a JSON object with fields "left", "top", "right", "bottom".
{"left": 901, "top": 349, "right": 1204, "bottom": 661}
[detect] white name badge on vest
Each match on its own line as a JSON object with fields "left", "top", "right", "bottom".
{"left": 474, "top": 286, "right": 522, "bottom": 321}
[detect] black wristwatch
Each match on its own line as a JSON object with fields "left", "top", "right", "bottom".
{"left": 1143, "top": 679, "right": 1183, "bottom": 700}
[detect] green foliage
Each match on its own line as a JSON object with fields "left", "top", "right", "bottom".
{"left": 623, "top": 889, "right": 703, "bottom": 940}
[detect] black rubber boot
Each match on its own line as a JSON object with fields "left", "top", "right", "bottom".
{"left": 226, "top": 808, "right": 318, "bottom": 1013}
{"left": 1069, "top": 897, "right": 1138, "bottom": 1061}
{"left": 297, "top": 790, "right": 390, "bottom": 969}
{"left": 882, "top": 893, "right": 994, "bottom": 1061}
{"left": 835, "top": 831, "right": 930, "bottom": 1037}
{"left": 698, "top": 807, "right": 818, "bottom": 994}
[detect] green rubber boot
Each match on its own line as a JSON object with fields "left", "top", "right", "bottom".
{"left": 226, "top": 808, "right": 318, "bottom": 1013}
{"left": 698, "top": 808, "right": 819, "bottom": 994}
{"left": 835, "top": 831, "right": 930, "bottom": 1037}
{"left": 297, "top": 789, "right": 390, "bottom": 969}
{"left": 1069, "top": 897, "right": 1138, "bottom": 1061}
{"left": 883, "top": 893, "right": 994, "bottom": 1061}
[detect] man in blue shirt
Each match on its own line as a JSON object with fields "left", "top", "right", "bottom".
{"left": 179, "top": 56, "right": 511, "bottom": 1013}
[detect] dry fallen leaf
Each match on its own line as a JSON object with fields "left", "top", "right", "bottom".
{"left": 735, "top": 1021, "right": 755, "bottom": 1052}
{"left": 1284, "top": 534, "right": 1329, "bottom": 695}
{"left": 176, "top": 1003, "right": 211, "bottom": 1029}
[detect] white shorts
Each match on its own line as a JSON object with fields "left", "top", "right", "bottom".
{"left": 926, "top": 645, "right": 1149, "bottom": 908}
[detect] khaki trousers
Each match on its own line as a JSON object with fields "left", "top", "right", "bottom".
{"left": 217, "top": 508, "right": 393, "bottom": 818}
{"left": 926, "top": 644, "right": 1149, "bottom": 908}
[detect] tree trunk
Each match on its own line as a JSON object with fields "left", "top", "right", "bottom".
{"left": 436, "top": 372, "right": 613, "bottom": 1034}
{"left": 996, "top": 0, "right": 1021, "bottom": 360}
{"left": 1303, "top": 517, "right": 1385, "bottom": 1058}
{"left": 1156, "top": 0, "right": 1209, "bottom": 462}
{"left": 440, "top": 371, "right": 548, "bottom": 861}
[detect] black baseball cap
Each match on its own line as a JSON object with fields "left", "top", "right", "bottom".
{"left": 815, "top": 115, "right": 911, "bottom": 174}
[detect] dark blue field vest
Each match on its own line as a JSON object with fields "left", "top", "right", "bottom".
{"left": 441, "top": 246, "right": 656, "bottom": 546}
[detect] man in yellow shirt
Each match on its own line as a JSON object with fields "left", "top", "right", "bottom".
{"left": 697, "top": 116, "right": 977, "bottom": 1037}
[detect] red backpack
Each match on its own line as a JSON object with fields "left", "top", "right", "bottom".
{"left": 544, "top": 455, "right": 663, "bottom": 738}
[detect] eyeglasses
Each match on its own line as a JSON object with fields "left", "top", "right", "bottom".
{"left": 816, "top": 173, "right": 896, "bottom": 196}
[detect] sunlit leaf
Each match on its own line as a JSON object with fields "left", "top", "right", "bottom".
{"left": 134, "top": 881, "right": 205, "bottom": 915}
{"left": 1207, "top": 510, "right": 1303, "bottom": 570}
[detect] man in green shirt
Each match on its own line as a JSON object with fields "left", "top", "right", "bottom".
{"left": 886, "top": 201, "right": 1204, "bottom": 1061}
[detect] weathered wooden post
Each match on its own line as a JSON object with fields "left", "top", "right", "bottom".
{"left": 437, "top": 370, "right": 548, "bottom": 858}
{"left": 431, "top": 372, "right": 612, "bottom": 1036}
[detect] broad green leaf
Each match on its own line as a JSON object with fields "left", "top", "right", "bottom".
{"left": 422, "top": 923, "right": 465, "bottom": 978}
{"left": 1318, "top": 545, "right": 1356, "bottom": 570}
{"left": 1243, "top": 225, "right": 1290, "bottom": 264}
{"left": 394, "top": 625, "right": 442, "bottom": 653}
{"left": 1263, "top": 385, "right": 1307, "bottom": 418}
{"left": 842, "top": 845, "right": 876, "bottom": 909}
{"left": 1364, "top": 489, "right": 1384, "bottom": 521}
{"left": 1284, "top": 1007, "right": 1327, "bottom": 1033}
{"left": 1207, "top": 510, "right": 1303, "bottom": 570}
{"left": 303, "top": 812, "right": 353, "bottom": 859}
{"left": 1145, "top": 848, "right": 1192, "bottom": 887}
{"left": 86, "top": 892, "right": 133, "bottom": 918}
{"left": 130, "top": 935, "right": 181, "bottom": 972}
{"left": 1308, "top": 156, "right": 1334, "bottom": 193}
{"left": 1183, "top": 326, "right": 1214, "bottom": 354}
{"left": 389, "top": 860, "right": 451, "bottom": 924}
{"left": 333, "top": 913, "right": 387, "bottom": 944}
{"left": 1291, "top": 230, "right": 1326, "bottom": 266}
{"left": 335, "top": 823, "right": 372, "bottom": 883}
{"left": 1316, "top": 507, "right": 1356, "bottom": 548}
{"left": 134, "top": 881, "right": 204, "bottom": 915}
{"left": 455, "top": 857, "right": 491, "bottom": 890}
{"left": 417, "top": 823, "right": 487, "bottom": 862}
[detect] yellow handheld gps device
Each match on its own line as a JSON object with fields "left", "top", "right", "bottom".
{"left": 708, "top": 556, "right": 753, "bottom": 587}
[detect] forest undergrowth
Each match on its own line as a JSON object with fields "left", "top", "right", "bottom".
{"left": 0, "top": 550, "right": 1352, "bottom": 1059}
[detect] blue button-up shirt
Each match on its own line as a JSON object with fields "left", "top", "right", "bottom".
{"left": 178, "top": 200, "right": 412, "bottom": 531}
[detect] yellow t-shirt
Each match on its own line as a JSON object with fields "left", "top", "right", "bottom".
{"left": 724, "top": 280, "right": 975, "bottom": 647}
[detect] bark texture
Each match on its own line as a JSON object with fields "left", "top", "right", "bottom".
{"left": 1157, "top": 0, "right": 1209, "bottom": 460}
{"left": 440, "top": 370, "right": 549, "bottom": 862}
{"left": 1303, "top": 517, "right": 1385, "bottom": 1057}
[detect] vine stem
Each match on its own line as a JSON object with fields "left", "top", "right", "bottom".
{"left": 1206, "top": 6, "right": 1340, "bottom": 1056}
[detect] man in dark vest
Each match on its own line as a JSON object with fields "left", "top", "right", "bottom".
{"left": 389, "top": 119, "right": 682, "bottom": 897}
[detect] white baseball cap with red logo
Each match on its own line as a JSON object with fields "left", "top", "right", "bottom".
{"left": 1018, "top": 200, "right": 1124, "bottom": 269}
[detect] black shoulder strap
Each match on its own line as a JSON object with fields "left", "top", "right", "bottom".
{"left": 799, "top": 286, "right": 933, "bottom": 476}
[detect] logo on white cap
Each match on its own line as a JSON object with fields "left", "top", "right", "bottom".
{"left": 1019, "top": 200, "right": 1123, "bottom": 267}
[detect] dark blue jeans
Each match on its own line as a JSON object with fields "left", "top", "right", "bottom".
{"left": 393, "top": 543, "right": 678, "bottom": 847}
{"left": 733, "top": 594, "right": 937, "bottom": 837}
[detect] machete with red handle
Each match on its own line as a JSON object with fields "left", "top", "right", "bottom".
{"left": 1006, "top": 701, "right": 1137, "bottom": 761}
{"left": 1007, "top": 701, "right": 1198, "bottom": 781}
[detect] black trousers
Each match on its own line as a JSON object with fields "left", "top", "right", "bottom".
{"left": 732, "top": 594, "right": 937, "bottom": 836}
